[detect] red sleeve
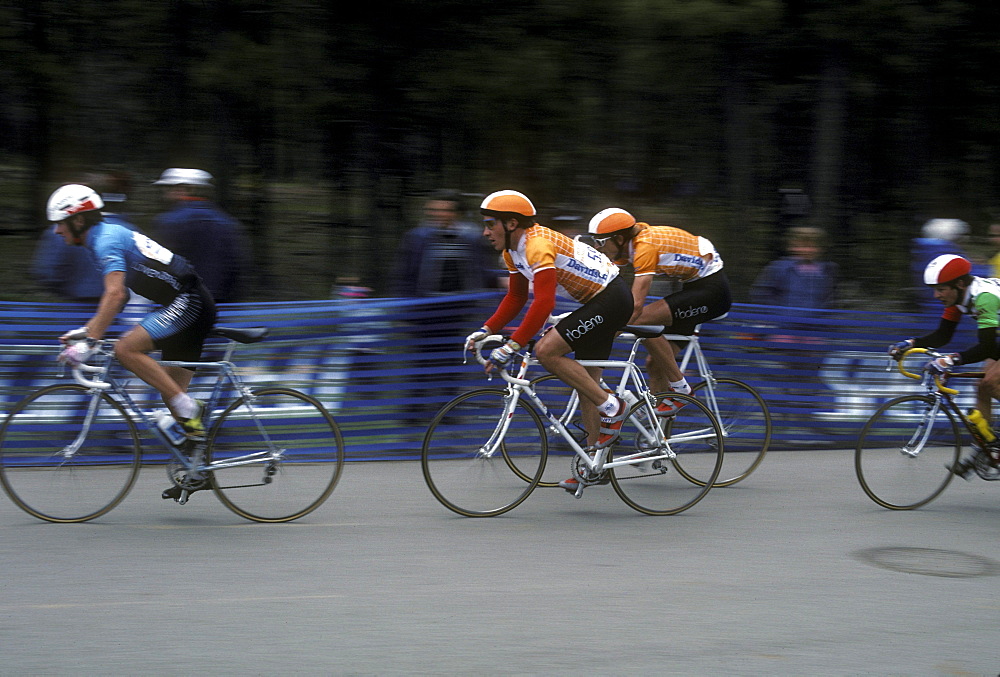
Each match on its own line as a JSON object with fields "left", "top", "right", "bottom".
{"left": 485, "top": 274, "right": 529, "bottom": 333}
{"left": 510, "top": 268, "right": 557, "bottom": 347}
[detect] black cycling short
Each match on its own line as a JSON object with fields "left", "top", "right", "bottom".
{"left": 140, "top": 283, "right": 217, "bottom": 364}
{"left": 663, "top": 270, "right": 732, "bottom": 336}
{"left": 556, "top": 275, "right": 633, "bottom": 360}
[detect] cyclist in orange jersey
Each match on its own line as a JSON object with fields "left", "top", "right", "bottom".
{"left": 465, "top": 191, "right": 634, "bottom": 474}
{"left": 583, "top": 208, "right": 732, "bottom": 416}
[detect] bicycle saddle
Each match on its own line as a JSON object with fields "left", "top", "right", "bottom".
{"left": 211, "top": 326, "right": 269, "bottom": 344}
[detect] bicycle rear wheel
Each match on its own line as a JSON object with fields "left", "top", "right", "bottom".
{"left": 207, "top": 387, "right": 344, "bottom": 523}
{"left": 610, "top": 393, "right": 723, "bottom": 515}
{"left": 855, "top": 394, "right": 960, "bottom": 510}
{"left": 689, "top": 378, "right": 771, "bottom": 486}
{"left": 422, "top": 388, "right": 547, "bottom": 517}
{"left": 0, "top": 384, "right": 141, "bottom": 523}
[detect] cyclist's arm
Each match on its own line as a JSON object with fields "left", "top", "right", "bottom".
{"left": 958, "top": 326, "right": 999, "bottom": 365}
{"left": 484, "top": 272, "right": 529, "bottom": 334}
{"left": 84, "top": 271, "right": 129, "bottom": 340}
{"left": 509, "top": 269, "right": 557, "bottom": 347}
{"left": 630, "top": 274, "right": 654, "bottom": 322}
{"left": 958, "top": 292, "right": 1000, "bottom": 364}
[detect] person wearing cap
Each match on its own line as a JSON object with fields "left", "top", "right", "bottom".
{"left": 151, "top": 168, "right": 251, "bottom": 303}
{"left": 467, "top": 190, "right": 633, "bottom": 492}
{"left": 45, "top": 183, "right": 216, "bottom": 451}
{"left": 910, "top": 218, "right": 987, "bottom": 313}
{"left": 31, "top": 171, "right": 138, "bottom": 303}
{"left": 889, "top": 254, "right": 1000, "bottom": 478}
{"left": 584, "top": 208, "right": 731, "bottom": 415}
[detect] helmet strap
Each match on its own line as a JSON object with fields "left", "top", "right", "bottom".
{"left": 65, "top": 215, "right": 88, "bottom": 246}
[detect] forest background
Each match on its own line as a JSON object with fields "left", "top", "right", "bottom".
{"left": 2, "top": 0, "right": 999, "bottom": 307}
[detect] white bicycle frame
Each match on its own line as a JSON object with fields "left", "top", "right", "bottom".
{"left": 545, "top": 321, "right": 728, "bottom": 441}
{"left": 470, "top": 336, "right": 686, "bottom": 491}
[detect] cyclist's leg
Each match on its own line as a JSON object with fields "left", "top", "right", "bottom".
{"left": 124, "top": 285, "right": 215, "bottom": 421}
{"left": 115, "top": 326, "right": 186, "bottom": 403}
{"left": 977, "top": 357, "right": 999, "bottom": 419}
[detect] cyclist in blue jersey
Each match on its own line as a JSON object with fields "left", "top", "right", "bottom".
{"left": 46, "top": 183, "right": 216, "bottom": 438}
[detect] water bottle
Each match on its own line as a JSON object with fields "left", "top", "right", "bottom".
{"left": 966, "top": 409, "right": 995, "bottom": 443}
{"left": 621, "top": 390, "right": 639, "bottom": 408}
{"left": 152, "top": 410, "right": 186, "bottom": 446}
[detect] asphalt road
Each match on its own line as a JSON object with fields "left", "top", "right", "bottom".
{"left": 1, "top": 449, "right": 998, "bottom": 676}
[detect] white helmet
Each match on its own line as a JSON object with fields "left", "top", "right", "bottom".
{"left": 46, "top": 184, "right": 104, "bottom": 222}
{"left": 921, "top": 218, "right": 969, "bottom": 241}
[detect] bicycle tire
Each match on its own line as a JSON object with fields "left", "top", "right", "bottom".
{"left": 207, "top": 387, "right": 344, "bottom": 523}
{"left": 609, "top": 392, "right": 724, "bottom": 515}
{"left": 854, "top": 394, "right": 960, "bottom": 510}
{"left": 688, "top": 378, "right": 771, "bottom": 486}
{"left": 421, "top": 388, "right": 547, "bottom": 517}
{"left": 527, "top": 373, "right": 584, "bottom": 487}
{"left": 0, "top": 384, "right": 141, "bottom": 523}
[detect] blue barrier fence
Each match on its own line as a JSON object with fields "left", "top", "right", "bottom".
{"left": 0, "top": 295, "right": 977, "bottom": 459}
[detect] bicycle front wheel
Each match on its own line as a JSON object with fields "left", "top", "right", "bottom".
{"left": 690, "top": 378, "right": 771, "bottom": 486}
{"left": 0, "top": 384, "right": 141, "bottom": 523}
{"left": 610, "top": 393, "right": 724, "bottom": 515}
{"left": 855, "top": 394, "right": 960, "bottom": 510}
{"left": 422, "top": 388, "right": 547, "bottom": 517}
{"left": 207, "top": 387, "right": 344, "bottom": 523}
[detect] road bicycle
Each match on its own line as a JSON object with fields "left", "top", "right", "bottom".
{"left": 0, "top": 327, "right": 344, "bottom": 523}
{"left": 530, "top": 319, "right": 770, "bottom": 487}
{"left": 854, "top": 347, "right": 999, "bottom": 510}
{"left": 420, "top": 333, "right": 724, "bottom": 517}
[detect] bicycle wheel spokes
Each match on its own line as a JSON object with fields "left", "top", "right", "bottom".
{"left": 527, "top": 374, "right": 582, "bottom": 487}
{"left": 0, "top": 384, "right": 141, "bottom": 523}
{"left": 610, "top": 394, "right": 723, "bottom": 515}
{"left": 691, "top": 378, "right": 771, "bottom": 486}
{"left": 207, "top": 387, "right": 344, "bottom": 523}
{"left": 422, "top": 388, "right": 546, "bottom": 517}
{"left": 855, "top": 394, "right": 959, "bottom": 510}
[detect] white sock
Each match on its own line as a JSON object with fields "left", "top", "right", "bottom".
{"left": 598, "top": 394, "right": 620, "bottom": 417}
{"left": 669, "top": 379, "right": 691, "bottom": 395}
{"left": 170, "top": 393, "right": 197, "bottom": 419}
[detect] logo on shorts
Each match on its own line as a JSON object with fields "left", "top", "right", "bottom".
{"left": 565, "top": 315, "right": 604, "bottom": 340}
{"left": 674, "top": 305, "right": 708, "bottom": 320}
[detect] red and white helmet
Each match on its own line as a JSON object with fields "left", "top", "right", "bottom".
{"left": 923, "top": 254, "right": 972, "bottom": 285}
{"left": 588, "top": 208, "right": 636, "bottom": 235}
{"left": 46, "top": 184, "right": 104, "bottom": 223}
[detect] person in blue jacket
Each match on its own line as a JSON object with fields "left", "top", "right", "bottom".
{"left": 151, "top": 168, "right": 251, "bottom": 303}
{"left": 751, "top": 226, "right": 838, "bottom": 308}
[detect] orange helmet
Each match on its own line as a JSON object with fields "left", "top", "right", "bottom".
{"left": 480, "top": 190, "right": 536, "bottom": 218}
{"left": 588, "top": 208, "right": 636, "bottom": 236}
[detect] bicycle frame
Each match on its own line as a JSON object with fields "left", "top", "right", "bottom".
{"left": 540, "top": 327, "right": 725, "bottom": 444}
{"left": 68, "top": 341, "right": 281, "bottom": 479}
{"left": 471, "top": 340, "right": 676, "bottom": 482}
{"left": 894, "top": 347, "right": 987, "bottom": 452}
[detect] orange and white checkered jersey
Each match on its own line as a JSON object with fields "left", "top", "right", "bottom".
{"left": 502, "top": 225, "right": 619, "bottom": 303}
{"left": 628, "top": 223, "right": 724, "bottom": 282}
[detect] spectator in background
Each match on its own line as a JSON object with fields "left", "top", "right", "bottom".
{"left": 390, "top": 189, "right": 496, "bottom": 297}
{"left": 751, "top": 226, "right": 838, "bottom": 309}
{"left": 910, "top": 218, "right": 986, "bottom": 313}
{"left": 32, "top": 170, "right": 137, "bottom": 303}
{"left": 390, "top": 190, "right": 496, "bottom": 422}
{"left": 151, "top": 168, "right": 251, "bottom": 303}
{"left": 988, "top": 223, "right": 1000, "bottom": 279}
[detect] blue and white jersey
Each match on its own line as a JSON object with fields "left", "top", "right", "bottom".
{"left": 86, "top": 220, "right": 199, "bottom": 306}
